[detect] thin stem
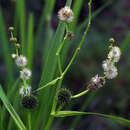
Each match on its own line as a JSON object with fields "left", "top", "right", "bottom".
{"left": 34, "top": 76, "right": 62, "bottom": 92}
{"left": 56, "top": 24, "right": 68, "bottom": 74}
{"left": 71, "top": 89, "right": 89, "bottom": 99}
{"left": 28, "top": 112, "right": 31, "bottom": 130}
{"left": 62, "top": 0, "right": 92, "bottom": 77}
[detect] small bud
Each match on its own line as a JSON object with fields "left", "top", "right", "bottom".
{"left": 58, "top": 6, "right": 74, "bottom": 23}
{"left": 11, "top": 54, "right": 17, "bottom": 59}
{"left": 68, "top": 31, "right": 74, "bottom": 41}
{"left": 15, "top": 43, "right": 20, "bottom": 48}
{"left": 57, "top": 88, "right": 72, "bottom": 105}
{"left": 10, "top": 37, "right": 17, "bottom": 43}
{"left": 8, "top": 27, "right": 14, "bottom": 31}
{"left": 109, "top": 38, "right": 115, "bottom": 43}
{"left": 21, "top": 95, "right": 38, "bottom": 110}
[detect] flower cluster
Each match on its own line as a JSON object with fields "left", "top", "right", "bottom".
{"left": 102, "top": 46, "right": 121, "bottom": 79}
{"left": 87, "top": 38, "right": 121, "bottom": 90}
{"left": 58, "top": 6, "right": 74, "bottom": 23}
{"left": 9, "top": 27, "right": 37, "bottom": 109}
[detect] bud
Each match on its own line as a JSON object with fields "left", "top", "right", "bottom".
{"left": 10, "top": 37, "right": 17, "bottom": 43}
{"left": 21, "top": 95, "right": 38, "bottom": 110}
{"left": 15, "top": 43, "right": 20, "bottom": 48}
{"left": 8, "top": 27, "right": 14, "bottom": 31}
{"left": 11, "top": 54, "right": 17, "bottom": 59}
{"left": 68, "top": 31, "right": 74, "bottom": 41}
{"left": 57, "top": 88, "right": 72, "bottom": 105}
{"left": 109, "top": 38, "right": 115, "bottom": 43}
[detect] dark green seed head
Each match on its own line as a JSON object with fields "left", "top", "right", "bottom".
{"left": 21, "top": 95, "right": 38, "bottom": 110}
{"left": 57, "top": 88, "right": 72, "bottom": 105}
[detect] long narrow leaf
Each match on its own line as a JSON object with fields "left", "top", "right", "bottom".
{"left": 52, "top": 111, "right": 130, "bottom": 125}
{"left": 0, "top": 85, "right": 26, "bottom": 130}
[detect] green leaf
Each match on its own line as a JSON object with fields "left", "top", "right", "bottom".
{"left": 0, "top": 85, "right": 26, "bottom": 130}
{"left": 27, "top": 13, "right": 34, "bottom": 70}
{"left": 0, "top": 7, "right": 14, "bottom": 86}
{"left": 52, "top": 111, "right": 130, "bottom": 125}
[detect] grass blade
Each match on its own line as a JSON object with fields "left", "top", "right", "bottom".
{"left": 53, "top": 111, "right": 130, "bottom": 125}
{"left": 27, "top": 13, "right": 34, "bottom": 70}
{"left": 0, "top": 8, "right": 14, "bottom": 85}
{"left": 0, "top": 85, "right": 26, "bottom": 130}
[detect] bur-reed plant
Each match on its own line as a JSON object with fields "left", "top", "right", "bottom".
{"left": 0, "top": 0, "right": 130, "bottom": 130}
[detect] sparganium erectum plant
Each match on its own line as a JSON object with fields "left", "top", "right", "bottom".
{"left": 0, "top": 0, "right": 129, "bottom": 130}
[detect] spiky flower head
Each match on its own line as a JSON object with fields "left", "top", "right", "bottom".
{"left": 21, "top": 95, "right": 38, "bottom": 110}
{"left": 57, "top": 88, "right": 72, "bottom": 105}
{"left": 104, "top": 66, "right": 118, "bottom": 79}
{"left": 19, "top": 85, "right": 31, "bottom": 96}
{"left": 87, "top": 75, "right": 105, "bottom": 90}
{"left": 58, "top": 6, "right": 74, "bottom": 23}
{"left": 20, "top": 68, "right": 31, "bottom": 80}
{"left": 108, "top": 46, "right": 121, "bottom": 63}
{"left": 15, "top": 55, "right": 27, "bottom": 67}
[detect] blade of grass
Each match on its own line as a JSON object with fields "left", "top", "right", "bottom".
{"left": 70, "top": 0, "right": 84, "bottom": 31}
{"left": 36, "top": 0, "right": 56, "bottom": 41}
{"left": 52, "top": 111, "right": 130, "bottom": 126}
{"left": 16, "top": 0, "right": 26, "bottom": 55}
{"left": 0, "top": 8, "right": 14, "bottom": 86}
{"left": 0, "top": 85, "right": 26, "bottom": 130}
{"left": 27, "top": 13, "right": 34, "bottom": 70}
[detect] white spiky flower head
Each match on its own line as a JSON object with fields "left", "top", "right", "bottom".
{"left": 15, "top": 55, "right": 27, "bottom": 67}
{"left": 20, "top": 68, "right": 32, "bottom": 80}
{"left": 58, "top": 6, "right": 74, "bottom": 23}
{"left": 108, "top": 46, "right": 121, "bottom": 63}
{"left": 104, "top": 66, "right": 118, "bottom": 79}
{"left": 19, "top": 85, "right": 31, "bottom": 96}
{"left": 102, "top": 59, "right": 114, "bottom": 71}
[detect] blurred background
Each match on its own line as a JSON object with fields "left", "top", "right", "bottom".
{"left": 0, "top": 0, "right": 130, "bottom": 130}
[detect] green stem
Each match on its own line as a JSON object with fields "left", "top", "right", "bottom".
{"left": 56, "top": 24, "right": 68, "bottom": 74}
{"left": 34, "top": 76, "right": 62, "bottom": 92}
{"left": 71, "top": 89, "right": 89, "bottom": 99}
{"left": 28, "top": 112, "right": 31, "bottom": 130}
{"left": 62, "top": 0, "right": 92, "bottom": 77}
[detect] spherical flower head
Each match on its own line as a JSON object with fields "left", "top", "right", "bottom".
{"left": 19, "top": 85, "right": 32, "bottom": 96}
{"left": 21, "top": 95, "right": 38, "bottom": 110}
{"left": 102, "top": 59, "right": 114, "bottom": 71}
{"left": 104, "top": 66, "right": 118, "bottom": 79}
{"left": 108, "top": 46, "right": 121, "bottom": 63}
{"left": 15, "top": 55, "right": 27, "bottom": 67}
{"left": 57, "top": 88, "right": 72, "bottom": 105}
{"left": 20, "top": 68, "right": 31, "bottom": 80}
{"left": 58, "top": 6, "right": 74, "bottom": 23}
{"left": 87, "top": 75, "right": 106, "bottom": 90}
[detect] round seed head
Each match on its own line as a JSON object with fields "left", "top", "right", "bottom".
{"left": 21, "top": 95, "right": 38, "bottom": 110}
{"left": 57, "top": 88, "right": 72, "bottom": 105}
